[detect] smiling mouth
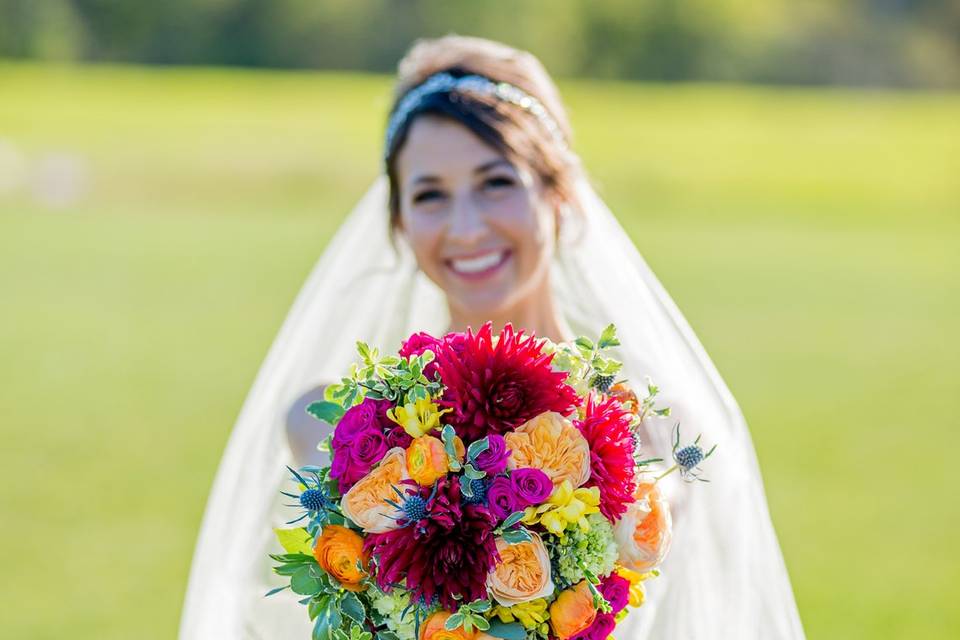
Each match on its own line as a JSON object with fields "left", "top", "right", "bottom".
{"left": 446, "top": 249, "right": 511, "bottom": 280}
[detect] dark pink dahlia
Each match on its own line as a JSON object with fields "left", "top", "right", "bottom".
{"left": 435, "top": 322, "right": 579, "bottom": 443}
{"left": 576, "top": 394, "right": 638, "bottom": 522}
{"left": 364, "top": 477, "right": 499, "bottom": 609}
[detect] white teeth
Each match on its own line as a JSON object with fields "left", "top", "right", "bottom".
{"left": 450, "top": 251, "right": 505, "bottom": 274}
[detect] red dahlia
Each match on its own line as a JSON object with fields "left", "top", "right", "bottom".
{"left": 364, "top": 477, "right": 499, "bottom": 609}
{"left": 576, "top": 394, "right": 638, "bottom": 522}
{"left": 435, "top": 323, "right": 579, "bottom": 443}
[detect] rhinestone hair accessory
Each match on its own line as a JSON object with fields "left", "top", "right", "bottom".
{"left": 384, "top": 72, "right": 566, "bottom": 158}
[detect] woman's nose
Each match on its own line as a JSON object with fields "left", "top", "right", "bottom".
{"left": 447, "top": 192, "right": 487, "bottom": 245}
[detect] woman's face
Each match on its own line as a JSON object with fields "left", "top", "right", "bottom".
{"left": 396, "top": 116, "right": 557, "bottom": 321}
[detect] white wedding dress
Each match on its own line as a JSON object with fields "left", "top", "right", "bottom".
{"left": 179, "top": 178, "right": 805, "bottom": 639}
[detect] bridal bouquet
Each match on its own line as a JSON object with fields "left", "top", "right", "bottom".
{"left": 270, "top": 323, "right": 714, "bottom": 640}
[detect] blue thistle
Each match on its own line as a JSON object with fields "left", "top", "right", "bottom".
{"left": 665, "top": 424, "right": 717, "bottom": 483}
{"left": 463, "top": 478, "right": 489, "bottom": 505}
{"left": 299, "top": 488, "right": 328, "bottom": 512}
{"left": 402, "top": 495, "right": 428, "bottom": 521}
{"left": 675, "top": 445, "right": 704, "bottom": 472}
{"left": 592, "top": 374, "right": 615, "bottom": 393}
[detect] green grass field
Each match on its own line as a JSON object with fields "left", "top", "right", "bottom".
{"left": 1, "top": 63, "right": 957, "bottom": 639}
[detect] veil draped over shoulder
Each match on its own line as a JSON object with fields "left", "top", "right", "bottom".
{"left": 179, "top": 177, "right": 805, "bottom": 639}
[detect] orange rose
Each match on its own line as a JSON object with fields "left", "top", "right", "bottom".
{"left": 420, "top": 611, "right": 477, "bottom": 640}
{"left": 549, "top": 580, "right": 597, "bottom": 640}
{"left": 313, "top": 525, "right": 369, "bottom": 592}
{"left": 406, "top": 434, "right": 464, "bottom": 486}
{"left": 487, "top": 532, "right": 555, "bottom": 607}
{"left": 505, "top": 412, "right": 590, "bottom": 489}
{"left": 613, "top": 480, "right": 672, "bottom": 572}
{"left": 341, "top": 447, "right": 408, "bottom": 533}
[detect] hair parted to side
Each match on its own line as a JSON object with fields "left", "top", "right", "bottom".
{"left": 385, "top": 35, "right": 582, "bottom": 229}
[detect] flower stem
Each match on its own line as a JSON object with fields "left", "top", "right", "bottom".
{"left": 655, "top": 464, "right": 679, "bottom": 482}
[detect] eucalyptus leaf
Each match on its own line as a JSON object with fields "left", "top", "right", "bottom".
{"left": 264, "top": 585, "right": 289, "bottom": 597}
{"left": 445, "top": 613, "right": 465, "bottom": 630}
{"left": 307, "top": 401, "right": 345, "bottom": 424}
{"left": 463, "top": 463, "right": 486, "bottom": 480}
{"left": 340, "top": 592, "right": 366, "bottom": 624}
{"left": 460, "top": 475, "right": 474, "bottom": 498}
{"left": 291, "top": 566, "right": 323, "bottom": 595}
{"left": 501, "top": 511, "right": 524, "bottom": 529}
{"left": 485, "top": 621, "right": 526, "bottom": 640}
{"left": 467, "top": 437, "right": 490, "bottom": 461}
{"left": 502, "top": 528, "right": 532, "bottom": 544}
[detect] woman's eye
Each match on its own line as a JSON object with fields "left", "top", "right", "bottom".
{"left": 483, "top": 175, "right": 516, "bottom": 190}
{"left": 413, "top": 189, "right": 445, "bottom": 204}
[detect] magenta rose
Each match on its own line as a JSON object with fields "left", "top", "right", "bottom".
{"left": 332, "top": 398, "right": 378, "bottom": 448}
{"left": 351, "top": 428, "right": 388, "bottom": 467}
{"left": 598, "top": 573, "right": 631, "bottom": 613}
{"left": 474, "top": 434, "right": 510, "bottom": 475}
{"left": 485, "top": 475, "right": 517, "bottom": 521}
{"left": 385, "top": 424, "right": 413, "bottom": 449}
{"left": 573, "top": 613, "right": 616, "bottom": 640}
{"left": 510, "top": 468, "right": 553, "bottom": 507}
{"left": 400, "top": 331, "right": 443, "bottom": 377}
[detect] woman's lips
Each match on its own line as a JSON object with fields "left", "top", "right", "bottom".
{"left": 446, "top": 249, "right": 511, "bottom": 281}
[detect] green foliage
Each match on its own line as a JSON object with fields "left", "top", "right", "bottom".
{"left": 325, "top": 345, "right": 441, "bottom": 411}
{"left": 447, "top": 600, "right": 492, "bottom": 634}
{"left": 485, "top": 621, "right": 527, "bottom": 640}
{"left": 274, "top": 527, "right": 314, "bottom": 555}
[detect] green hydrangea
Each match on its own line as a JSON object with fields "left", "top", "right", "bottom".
{"left": 368, "top": 586, "right": 433, "bottom": 640}
{"left": 546, "top": 513, "right": 618, "bottom": 590}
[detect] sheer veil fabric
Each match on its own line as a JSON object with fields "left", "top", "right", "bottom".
{"left": 179, "top": 177, "right": 805, "bottom": 639}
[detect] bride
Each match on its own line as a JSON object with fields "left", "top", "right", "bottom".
{"left": 180, "top": 36, "right": 805, "bottom": 639}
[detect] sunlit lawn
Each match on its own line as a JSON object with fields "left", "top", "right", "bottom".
{"left": 0, "top": 63, "right": 957, "bottom": 639}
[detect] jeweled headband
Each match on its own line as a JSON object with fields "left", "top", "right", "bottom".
{"left": 384, "top": 72, "right": 566, "bottom": 158}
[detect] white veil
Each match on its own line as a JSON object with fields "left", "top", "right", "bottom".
{"left": 179, "top": 176, "right": 805, "bottom": 639}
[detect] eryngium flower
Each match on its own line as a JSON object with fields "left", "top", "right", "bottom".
{"left": 435, "top": 322, "right": 579, "bottom": 443}
{"left": 576, "top": 394, "right": 638, "bottom": 522}
{"left": 365, "top": 477, "right": 499, "bottom": 609}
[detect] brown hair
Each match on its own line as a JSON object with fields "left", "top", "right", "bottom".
{"left": 385, "top": 35, "right": 581, "bottom": 228}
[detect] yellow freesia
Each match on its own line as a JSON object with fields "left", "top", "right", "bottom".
{"left": 491, "top": 597, "right": 550, "bottom": 634}
{"left": 615, "top": 566, "right": 653, "bottom": 608}
{"left": 387, "top": 397, "right": 450, "bottom": 438}
{"left": 521, "top": 480, "right": 600, "bottom": 537}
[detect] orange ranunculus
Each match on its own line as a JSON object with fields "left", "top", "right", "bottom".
{"left": 613, "top": 480, "right": 672, "bottom": 572}
{"left": 505, "top": 411, "right": 590, "bottom": 489}
{"left": 406, "top": 434, "right": 464, "bottom": 487}
{"left": 609, "top": 383, "right": 640, "bottom": 415}
{"left": 487, "top": 532, "right": 555, "bottom": 607}
{"left": 341, "top": 447, "right": 408, "bottom": 533}
{"left": 420, "top": 611, "right": 477, "bottom": 640}
{"left": 312, "top": 525, "right": 369, "bottom": 592}
{"left": 549, "top": 580, "right": 597, "bottom": 640}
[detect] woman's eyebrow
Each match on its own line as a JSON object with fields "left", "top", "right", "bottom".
{"left": 410, "top": 158, "right": 513, "bottom": 186}
{"left": 474, "top": 159, "right": 513, "bottom": 174}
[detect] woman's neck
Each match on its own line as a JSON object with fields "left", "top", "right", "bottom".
{"left": 447, "top": 283, "right": 574, "bottom": 343}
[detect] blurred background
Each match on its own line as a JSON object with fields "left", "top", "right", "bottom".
{"left": 0, "top": 1, "right": 957, "bottom": 638}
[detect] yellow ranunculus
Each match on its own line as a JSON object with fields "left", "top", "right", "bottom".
{"left": 521, "top": 480, "right": 600, "bottom": 537}
{"left": 387, "top": 397, "right": 451, "bottom": 438}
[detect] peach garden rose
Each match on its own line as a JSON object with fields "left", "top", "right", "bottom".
{"left": 340, "top": 447, "right": 408, "bottom": 533}
{"left": 487, "top": 532, "right": 555, "bottom": 607}
{"left": 613, "top": 480, "right": 673, "bottom": 572}
{"left": 504, "top": 411, "right": 591, "bottom": 489}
